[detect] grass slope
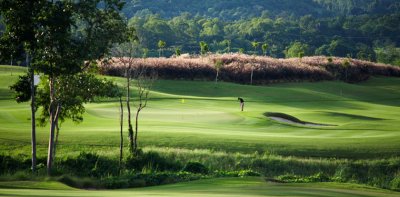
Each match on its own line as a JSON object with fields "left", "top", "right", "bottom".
{"left": 0, "top": 177, "right": 398, "bottom": 197}
{"left": 1, "top": 65, "right": 400, "bottom": 158}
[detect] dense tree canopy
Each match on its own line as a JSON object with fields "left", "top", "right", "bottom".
{"left": 1, "top": 0, "right": 400, "bottom": 66}
{"left": 126, "top": 13, "right": 400, "bottom": 65}
{"left": 122, "top": 0, "right": 400, "bottom": 20}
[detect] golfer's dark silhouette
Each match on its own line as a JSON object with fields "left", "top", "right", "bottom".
{"left": 238, "top": 97, "right": 244, "bottom": 111}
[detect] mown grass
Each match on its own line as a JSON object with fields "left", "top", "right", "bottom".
{"left": 0, "top": 65, "right": 400, "bottom": 193}
{"left": 0, "top": 177, "right": 399, "bottom": 197}
{"left": 1, "top": 65, "right": 400, "bottom": 158}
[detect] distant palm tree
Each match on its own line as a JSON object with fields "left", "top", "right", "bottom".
{"left": 223, "top": 39, "right": 231, "bottom": 53}
{"left": 158, "top": 40, "right": 166, "bottom": 57}
{"left": 175, "top": 47, "right": 181, "bottom": 57}
{"left": 251, "top": 41, "right": 259, "bottom": 55}
{"left": 262, "top": 43, "right": 269, "bottom": 56}
{"left": 199, "top": 41, "right": 209, "bottom": 56}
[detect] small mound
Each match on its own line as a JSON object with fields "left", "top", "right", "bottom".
{"left": 264, "top": 112, "right": 336, "bottom": 127}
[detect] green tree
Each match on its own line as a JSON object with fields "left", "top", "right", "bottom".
{"left": 199, "top": 41, "right": 209, "bottom": 56}
{"left": 262, "top": 43, "right": 269, "bottom": 56}
{"left": 214, "top": 60, "right": 223, "bottom": 83}
{"left": 327, "top": 39, "right": 354, "bottom": 57}
{"left": 175, "top": 47, "right": 181, "bottom": 57}
{"left": 285, "top": 41, "right": 309, "bottom": 58}
{"left": 1, "top": 0, "right": 44, "bottom": 173}
{"left": 35, "top": 74, "right": 119, "bottom": 160}
{"left": 158, "top": 40, "right": 166, "bottom": 57}
{"left": 375, "top": 45, "right": 400, "bottom": 66}
{"left": 222, "top": 39, "right": 231, "bottom": 53}
{"left": 251, "top": 41, "right": 260, "bottom": 55}
{"left": 2, "top": 0, "right": 126, "bottom": 175}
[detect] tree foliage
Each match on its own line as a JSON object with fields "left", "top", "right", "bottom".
{"left": 122, "top": 0, "right": 400, "bottom": 20}
{"left": 1, "top": 0, "right": 127, "bottom": 174}
{"left": 125, "top": 12, "right": 400, "bottom": 64}
{"left": 35, "top": 74, "right": 119, "bottom": 126}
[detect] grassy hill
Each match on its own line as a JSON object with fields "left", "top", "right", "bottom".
{"left": 0, "top": 65, "right": 400, "bottom": 192}
{"left": 1, "top": 65, "right": 400, "bottom": 158}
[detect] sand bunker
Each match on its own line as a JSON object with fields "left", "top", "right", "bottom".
{"left": 264, "top": 112, "right": 336, "bottom": 127}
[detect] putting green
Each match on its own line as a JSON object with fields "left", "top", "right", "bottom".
{"left": 0, "top": 178, "right": 398, "bottom": 197}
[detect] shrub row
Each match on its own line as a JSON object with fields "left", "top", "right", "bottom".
{"left": 1, "top": 152, "right": 399, "bottom": 190}
{"left": 100, "top": 54, "right": 400, "bottom": 84}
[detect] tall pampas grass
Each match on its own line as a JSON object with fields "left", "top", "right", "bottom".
{"left": 100, "top": 54, "right": 400, "bottom": 84}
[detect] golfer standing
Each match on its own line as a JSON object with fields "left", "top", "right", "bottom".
{"left": 238, "top": 97, "right": 244, "bottom": 111}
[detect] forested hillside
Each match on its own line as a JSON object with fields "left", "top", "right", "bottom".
{"left": 315, "top": 0, "right": 400, "bottom": 15}
{"left": 127, "top": 13, "right": 400, "bottom": 65}
{"left": 1, "top": 0, "right": 399, "bottom": 65}
{"left": 117, "top": 0, "right": 400, "bottom": 65}
{"left": 123, "top": 0, "right": 400, "bottom": 20}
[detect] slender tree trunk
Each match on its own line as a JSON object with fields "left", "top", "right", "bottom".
{"left": 119, "top": 96, "right": 123, "bottom": 169}
{"left": 134, "top": 108, "right": 141, "bottom": 153}
{"left": 47, "top": 77, "right": 60, "bottom": 176}
{"left": 10, "top": 54, "right": 13, "bottom": 66}
{"left": 28, "top": 53, "right": 36, "bottom": 173}
{"left": 215, "top": 70, "right": 219, "bottom": 84}
{"left": 126, "top": 69, "right": 134, "bottom": 154}
{"left": 47, "top": 77, "right": 55, "bottom": 175}
{"left": 250, "top": 66, "right": 254, "bottom": 85}
{"left": 53, "top": 121, "right": 60, "bottom": 160}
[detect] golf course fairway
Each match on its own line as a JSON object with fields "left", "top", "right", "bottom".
{"left": 0, "top": 177, "right": 399, "bottom": 197}
{"left": 1, "top": 65, "right": 399, "bottom": 196}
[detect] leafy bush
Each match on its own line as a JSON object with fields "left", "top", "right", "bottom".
{"left": 0, "top": 155, "right": 22, "bottom": 174}
{"left": 56, "top": 175, "right": 99, "bottom": 189}
{"left": 182, "top": 162, "right": 208, "bottom": 174}
{"left": 59, "top": 152, "right": 119, "bottom": 177}
{"left": 390, "top": 175, "right": 400, "bottom": 191}
{"left": 238, "top": 170, "right": 260, "bottom": 177}
{"left": 277, "top": 172, "right": 330, "bottom": 183}
{"left": 0, "top": 151, "right": 399, "bottom": 191}
{"left": 101, "top": 171, "right": 202, "bottom": 189}
{"left": 125, "top": 151, "right": 182, "bottom": 172}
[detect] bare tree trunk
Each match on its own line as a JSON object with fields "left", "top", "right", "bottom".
{"left": 47, "top": 77, "right": 55, "bottom": 175}
{"left": 47, "top": 77, "right": 60, "bottom": 176}
{"left": 134, "top": 108, "right": 141, "bottom": 153}
{"left": 250, "top": 66, "right": 254, "bottom": 85}
{"left": 119, "top": 96, "right": 123, "bottom": 169}
{"left": 126, "top": 69, "right": 134, "bottom": 154}
{"left": 215, "top": 70, "right": 219, "bottom": 84}
{"left": 28, "top": 53, "right": 36, "bottom": 173}
{"left": 53, "top": 121, "right": 60, "bottom": 160}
